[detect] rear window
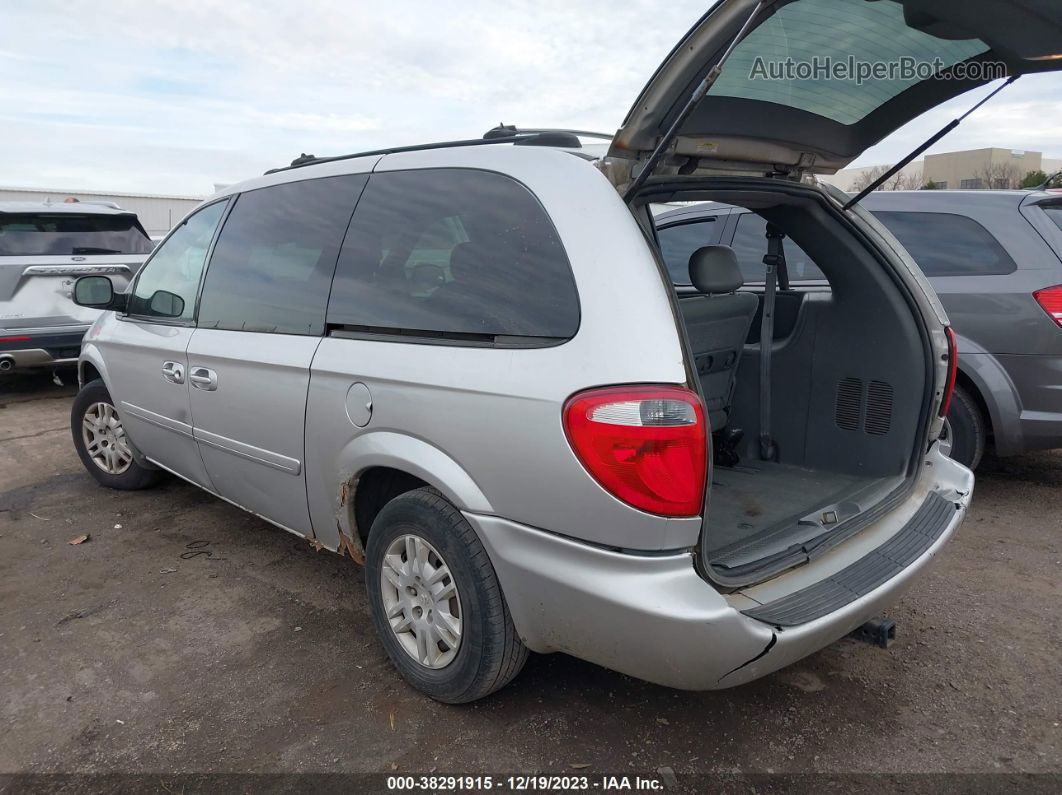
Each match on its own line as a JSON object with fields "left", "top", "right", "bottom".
{"left": 731, "top": 213, "right": 825, "bottom": 283}
{"left": 709, "top": 0, "right": 988, "bottom": 125}
{"left": 327, "top": 169, "right": 579, "bottom": 341}
{"left": 1042, "top": 205, "right": 1062, "bottom": 233}
{"left": 871, "top": 211, "right": 1017, "bottom": 277}
{"left": 657, "top": 217, "right": 723, "bottom": 285}
{"left": 0, "top": 213, "right": 153, "bottom": 256}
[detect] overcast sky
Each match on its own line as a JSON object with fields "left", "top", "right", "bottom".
{"left": 3, "top": 0, "right": 1061, "bottom": 196}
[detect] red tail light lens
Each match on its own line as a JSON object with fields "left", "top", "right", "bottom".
{"left": 940, "top": 326, "right": 959, "bottom": 418}
{"left": 1033, "top": 285, "right": 1062, "bottom": 329}
{"left": 563, "top": 385, "right": 707, "bottom": 517}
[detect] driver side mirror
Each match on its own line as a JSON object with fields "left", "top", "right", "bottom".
{"left": 73, "top": 275, "right": 124, "bottom": 311}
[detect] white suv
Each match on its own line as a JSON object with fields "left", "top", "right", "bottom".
{"left": 0, "top": 201, "right": 151, "bottom": 374}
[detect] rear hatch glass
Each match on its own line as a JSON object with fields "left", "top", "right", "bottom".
{"left": 611, "top": 0, "right": 1062, "bottom": 176}
{"left": 0, "top": 213, "right": 153, "bottom": 256}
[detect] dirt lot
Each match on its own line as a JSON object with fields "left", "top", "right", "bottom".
{"left": 1, "top": 371, "right": 1060, "bottom": 786}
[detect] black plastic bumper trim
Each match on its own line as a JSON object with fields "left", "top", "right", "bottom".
{"left": 742, "top": 491, "right": 955, "bottom": 627}
{"left": 0, "top": 330, "right": 85, "bottom": 355}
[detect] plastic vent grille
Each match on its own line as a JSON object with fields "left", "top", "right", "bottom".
{"left": 835, "top": 377, "right": 863, "bottom": 431}
{"left": 865, "top": 381, "right": 894, "bottom": 436}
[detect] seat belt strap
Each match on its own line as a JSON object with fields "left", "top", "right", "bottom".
{"left": 758, "top": 224, "right": 787, "bottom": 460}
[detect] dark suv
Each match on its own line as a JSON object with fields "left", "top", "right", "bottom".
{"left": 655, "top": 189, "right": 1062, "bottom": 469}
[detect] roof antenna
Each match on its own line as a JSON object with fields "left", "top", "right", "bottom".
{"left": 622, "top": 0, "right": 768, "bottom": 204}
{"left": 844, "top": 75, "right": 1019, "bottom": 210}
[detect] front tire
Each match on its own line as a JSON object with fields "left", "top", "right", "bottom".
{"left": 365, "top": 487, "right": 527, "bottom": 703}
{"left": 941, "top": 384, "right": 985, "bottom": 470}
{"left": 71, "top": 379, "right": 162, "bottom": 490}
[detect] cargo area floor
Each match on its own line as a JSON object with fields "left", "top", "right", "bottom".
{"left": 706, "top": 461, "right": 876, "bottom": 564}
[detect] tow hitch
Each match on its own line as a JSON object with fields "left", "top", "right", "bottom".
{"left": 851, "top": 617, "right": 896, "bottom": 649}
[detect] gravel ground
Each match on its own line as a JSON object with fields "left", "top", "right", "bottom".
{"left": 1, "top": 371, "right": 1059, "bottom": 789}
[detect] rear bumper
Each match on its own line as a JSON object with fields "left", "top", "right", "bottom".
{"left": 466, "top": 446, "right": 973, "bottom": 691}
{"left": 0, "top": 327, "right": 87, "bottom": 370}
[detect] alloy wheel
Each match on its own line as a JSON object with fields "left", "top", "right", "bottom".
{"left": 82, "top": 401, "right": 133, "bottom": 475}
{"left": 379, "top": 534, "right": 462, "bottom": 669}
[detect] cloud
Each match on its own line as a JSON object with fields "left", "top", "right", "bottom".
{"left": 2, "top": 1, "right": 1061, "bottom": 193}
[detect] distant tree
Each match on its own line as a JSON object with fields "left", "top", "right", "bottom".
{"left": 885, "top": 168, "right": 908, "bottom": 191}
{"left": 898, "top": 169, "right": 924, "bottom": 190}
{"left": 974, "top": 161, "right": 1022, "bottom": 190}
{"left": 921, "top": 179, "right": 944, "bottom": 190}
{"left": 852, "top": 164, "right": 892, "bottom": 192}
{"left": 1021, "top": 170, "right": 1049, "bottom": 188}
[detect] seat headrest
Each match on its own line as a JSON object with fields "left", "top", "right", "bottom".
{"left": 689, "top": 245, "right": 743, "bottom": 295}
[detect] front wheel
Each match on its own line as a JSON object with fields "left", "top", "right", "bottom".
{"left": 71, "top": 379, "right": 162, "bottom": 490}
{"left": 939, "top": 384, "right": 985, "bottom": 470}
{"left": 365, "top": 487, "right": 527, "bottom": 703}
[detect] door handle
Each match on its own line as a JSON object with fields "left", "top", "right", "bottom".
{"left": 189, "top": 367, "right": 218, "bottom": 391}
{"left": 161, "top": 361, "right": 185, "bottom": 384}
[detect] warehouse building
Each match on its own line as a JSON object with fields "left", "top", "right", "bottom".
{"left": 824, "top": 148, "right": 1062, "bottom": 192}
{"left": 0, "top": 185, "right": 206, "bottom": 238}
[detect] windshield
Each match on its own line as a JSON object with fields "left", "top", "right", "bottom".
{"left": 0, "top": 213, "right": 154, "bottom": 256}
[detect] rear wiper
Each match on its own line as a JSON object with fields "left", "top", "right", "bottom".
{"left": 844, "top": 76, "right": 1019, "bottom": 210}
{"left": 72, "top": 247, "right": 122, "bottom": 255}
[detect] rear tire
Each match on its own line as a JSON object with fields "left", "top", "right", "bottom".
{"left": 365, "top": 487, "right": 527, "bottom": 703}
{"left": 942, "top": 385, "right": 985, "bottom": 470}
{"left": 71, "top": 379, "right": 162, "bottom": 490}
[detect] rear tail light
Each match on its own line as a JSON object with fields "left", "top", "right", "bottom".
{"left": 563, "top": 385, "right": 707, "bottom": 517}
{"left": 1033, "top": 285, "right": 1062, "bottom": 329}
{"left": 939, "top": 326, "right": 959, "bottom": 418}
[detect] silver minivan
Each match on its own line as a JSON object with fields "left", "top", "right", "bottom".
{"left": 69, "top": 0, "right": 1059, "bottom": 702}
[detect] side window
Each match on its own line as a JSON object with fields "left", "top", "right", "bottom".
{"left": 387, "top": 215, "right": 469, "bottom": 295}
{"left": 730, "top": 213, "right": 826, "bottom": 283}
{"left": 871, "top": 211, "right": 1017, "bottom": 277}
{"left": 197, "top": 174, "right": 368, "bottom": 335}
{"left": 327, "top": 169, "right": 580, "bottom": 340}
{"left": 656, "top": 218, "right": 721, "bottom": 285}
{"left": 127, "top": 200, "right": 228, "bottom": 321}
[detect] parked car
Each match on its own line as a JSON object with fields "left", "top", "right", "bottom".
{"left": 0, "top": 201, "right": 153, "bottom": 373}
{"left": 68, "top": 0, "right": 1059, "bottom": 701}
{"left": 657, "top": 190, "right": 1062, "bottom": 470}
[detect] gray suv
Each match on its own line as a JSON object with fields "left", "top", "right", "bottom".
{"left": 67, "top": 0, "right": 1059, "bottom": 701}
{"left": 657, "top": 189, "right": 1062, "bottom": 469}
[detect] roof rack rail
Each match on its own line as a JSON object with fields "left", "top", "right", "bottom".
{"left": 265, "top": 125, "right": 609, "bottom": 176}
{"left": 483, "top": 124, "right": 612, "bottom": 141}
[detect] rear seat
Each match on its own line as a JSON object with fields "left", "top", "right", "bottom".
{"left": 679, "top": 245, "right": 758, "bottom": 431}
